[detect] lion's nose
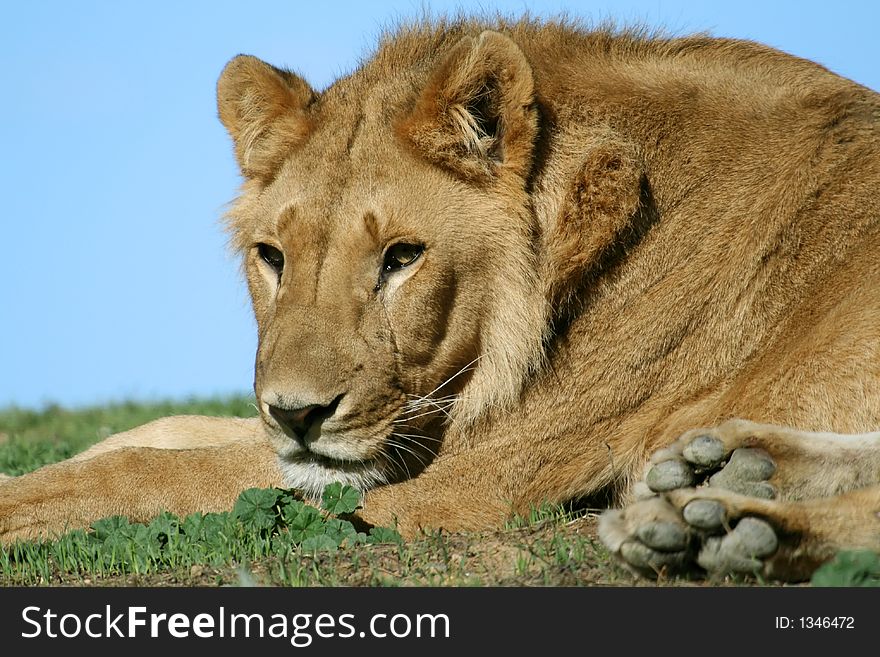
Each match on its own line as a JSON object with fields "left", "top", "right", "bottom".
{"left": 267, "top": 395, "right": 343, "bottom": 444}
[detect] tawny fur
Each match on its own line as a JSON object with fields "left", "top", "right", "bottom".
{"left": 2, "top": 17, "right": 878, "bottom": 580}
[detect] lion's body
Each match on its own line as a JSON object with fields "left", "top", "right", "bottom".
{"left": 3, "top": 18, "right": 879, "bottom": 580}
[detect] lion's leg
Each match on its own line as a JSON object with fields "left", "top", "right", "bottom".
{"left": 0, "top": 416, "right": 265, "bottom": 478}
{"left": 359, "top": 472, "right": 511, "bottom": 538}
{"left": 640, "top": 418, "right": 880, "bottom": 501}
{"left": 599, "top": 420, "right": 880, "bottom": 580}
{"left": 355, "top": 432, "right": 617, "bottom": 538}
{"left": 0, "top": 417, "right": 282, "bottom": 544}
{"left": 69, "top": 415, "right": 264, "bottom": 463}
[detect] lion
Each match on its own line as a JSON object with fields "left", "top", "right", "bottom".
{"left": 2, "top": 17, "right": 879, "bottom": 582}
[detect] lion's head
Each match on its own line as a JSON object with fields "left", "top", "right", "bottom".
{"left": 217, "top": 24, "right": 642, "bottom": 497}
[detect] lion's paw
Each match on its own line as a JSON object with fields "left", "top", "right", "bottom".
{"left": 598, "top": 496, "right": 694, "bottom": 577}
{"left": 599, "top": 488, "right": 781, "bottom": 578}
{"left": 645, "top": 419, "right": 778, "bottom": 499}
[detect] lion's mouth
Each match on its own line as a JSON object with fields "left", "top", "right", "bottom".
{"left": 267, "top": 421, "right": 441, "bottom": 499}
{"left": 287, "top": 447, "right": 379, "bottom": 471}
{"left": 264, "top": 415, "right": 385, "bottom": 462}
{"left": 260, "top": 398, "right": 444, "bottom": 497}
{"left": 274, "top": 447, "right": 389, "bottom": 500}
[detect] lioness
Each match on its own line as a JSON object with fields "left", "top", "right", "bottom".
{"left": 2, "top": 18, "right": 879, "bottom": 582}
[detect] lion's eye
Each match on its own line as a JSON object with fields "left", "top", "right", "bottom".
{"left": 257, "top": 243, "right": 284, "bottom": 276}
{"left": 382, "top": 243, "right": 423, "bottom": 274}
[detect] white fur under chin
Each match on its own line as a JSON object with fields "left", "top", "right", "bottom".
{"left": 277, "top": 456, "right": 388, "bottom": 500}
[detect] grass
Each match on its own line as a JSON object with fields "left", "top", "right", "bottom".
{"left": 1, "top": 397, "right": 872, "bottom": 587}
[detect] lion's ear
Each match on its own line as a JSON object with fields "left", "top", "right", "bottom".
{"left": 545, "top": 136, "right": 646, "bottom": 309}
{"left": 399, "top": 31, "right": 538, "bottom": 182}
{"left": 217, "top": 55, "right": 315, "bottom": 183}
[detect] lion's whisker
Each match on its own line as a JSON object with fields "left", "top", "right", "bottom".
{"left": 397, "top": 403, "right": 458, "bottom": 423}
{"left": 392, "top": 441, "right": 438, "bottom": 463}
{"left": 421, "top": 353, "right": 487, "bottom": 400}
{"left": 387, "top": 438, "right": 434, "bottom": 468}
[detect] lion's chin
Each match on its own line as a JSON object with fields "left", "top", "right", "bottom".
{"left": 276, "top": 454, "right": 389, "bottom": 500}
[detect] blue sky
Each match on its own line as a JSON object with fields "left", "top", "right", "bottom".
{"left": 2, "top": 1, "right": 878, "bottom": 410}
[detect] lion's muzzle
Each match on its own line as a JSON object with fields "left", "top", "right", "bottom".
{"left": 267, "top": 394, "right": 343, "bottom": 445}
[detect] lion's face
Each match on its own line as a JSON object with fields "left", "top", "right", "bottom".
{"left": 241, "top": 137, "right": 522, "bottom": 495}
{"left": 218, "top": 33, "right": 555, "bottom": 496}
